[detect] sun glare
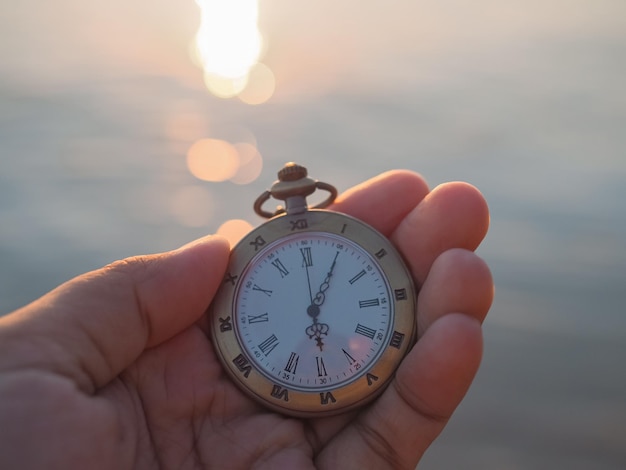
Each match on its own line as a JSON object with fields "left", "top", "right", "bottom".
{"left": 194, "top": 0, "right": 274, "bottom": 103}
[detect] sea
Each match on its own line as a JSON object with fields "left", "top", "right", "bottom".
{"left": 1, "top": 1, "right": 625, "bottom": 468}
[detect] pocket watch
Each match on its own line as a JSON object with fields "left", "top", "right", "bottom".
{"left": 210, "top": 162, "right": 416, "bottom": 417}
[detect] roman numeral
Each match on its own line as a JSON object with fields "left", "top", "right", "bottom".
{"left": 248, "top": 313, "right": 269, "bottom": 324}
{"left": 224, "top": 272, "right": 238, "bottom": 286}
{"left": 218, "top": 316, "right": 232, "bottom": 332}
{"left": 232, "top": 354, "right": 251, "bottom": 378}
{"left": 348, "top": 269, "right": 366, "bottom": 285}
{"left": 252, "top": 284, "right": 273, "bottom": 297}
{"left": 258, "top": 334, "right": 279, "bottom": 356}
{"left": 316, "top": 356, "right": 328, "bottom": 376}
{"left": 359, "top": 298, "right": 380, "bottom": 308}
{"left": 390, "top": 331, "right": 405, "bottom": 349}
{"left": 394, "top": 288, "right": 407, "bottom": 301}
{"left": 270, "top": 384, "right": 289, "bottom": 402}
{"left": 300, "top": 247, "right": 313, "bottom": 267}
{"left": 320, "top": 391, "right": 337, "bottom": 405}
{"left": 271, "top": 259, "right": 289, "bottom": 278}
{"left": 290, "top": 219, "right": 308, "bottom": 231}
{"left": 342, "top": 348, "right": 356, "bottom": 364}
{"left": 355, "top": 323, "right": 376, "bottom": 340}
{"left": 284, "top": 352, "right": 299, "bottom": 374}
{"left": 366, "top": 373, "right": 379, "bottom": 386}
{"left": 375, "top": 248, "right": 387, "bottom": 259}
{"left": 250, "top": 235, "right": 266, "bottom": 251}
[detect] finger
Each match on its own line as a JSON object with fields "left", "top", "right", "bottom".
{"left": 417, "top": 248, "right": 493, "bottom": 334}
{"left": 0, "top": 235, "right": 230, "bottom": 393}
{"left": 330, "top": 170, "right": 430, "bottom": 237}
{"left": 316, "top": 314, "right": 482, "bottom": 469}
{"left": 310, "top": 245, "right": 491, "bottom": 457}
{"left": 390, "top": 181, "right": 490, "bottom": 287}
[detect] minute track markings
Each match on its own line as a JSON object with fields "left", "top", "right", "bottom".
{"left": 232, "top": 230, "right": 397, "bottom": 395}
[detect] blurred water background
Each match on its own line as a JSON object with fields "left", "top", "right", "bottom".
{"left": 1, "top": 1, "right": 625, "bottom": 468}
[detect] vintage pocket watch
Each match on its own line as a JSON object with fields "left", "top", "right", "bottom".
{"left": 210, "top": 162, "right": 416, "bottom": 417}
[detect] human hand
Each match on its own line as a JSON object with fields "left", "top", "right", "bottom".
{"left": 0, "top": 170, "right": 493, "bottom": 469}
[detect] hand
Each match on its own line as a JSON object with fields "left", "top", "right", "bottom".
{"left": 305, "top": 251, "right": 338, "bottom": 351}
{"left": 310, "top": 250, "right": 339, "bottom": 309}
{"left": 0, "top": 170, "right": 493, "bottom": 470}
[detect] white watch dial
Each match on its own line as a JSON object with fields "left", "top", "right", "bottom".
{"left": 235, "top": 232, "right": 393, "bottom": 392}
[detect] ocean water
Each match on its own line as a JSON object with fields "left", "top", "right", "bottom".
{"left": 1, "top": 1, "right": 625, "bottom": 468}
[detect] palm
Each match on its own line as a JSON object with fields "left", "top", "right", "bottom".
{"left": 106, "top": 322, "right": 382, "bottom": 469}
{"left": 0, "top": 171, "right": 493, "bottom": 470}
{"left": 114, "top": 325, "right": 316, "bottom": 469}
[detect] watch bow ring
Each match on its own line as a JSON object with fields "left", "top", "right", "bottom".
{"left": 252, "top": 163, "right": 338, "bottom": 218}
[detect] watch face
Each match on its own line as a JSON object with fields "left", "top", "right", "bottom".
{"left": 236, "top": 231, "right": 392, "bottom": 392}
{"left": 211, "top": 210, "right": 415, "bottom": 417}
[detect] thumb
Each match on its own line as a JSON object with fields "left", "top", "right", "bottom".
{"left": 0, "top": 235, "right": 230, "bottom": 393}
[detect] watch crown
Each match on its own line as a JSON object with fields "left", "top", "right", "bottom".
{"left": 278, "top": 162, "right": 308, "bottom": 182}
{"left": 254, "top": 162, "right": 336, "bottom": 218}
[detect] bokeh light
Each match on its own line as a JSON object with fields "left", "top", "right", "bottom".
{"left": 186, "top": 138, "right": 239, "bottom": 182}
{"left": 237, "top": 62, "right": 276, "bottom": 105}
{"left": 203, "top": 73, "right": 249, "bottom": 99}
{"left": 217, "top": 219, "right": 254, "bottom": 246}
{"left": 231, "top": 142, "right": 263, "bottom": 184}
{"left": 186, "top": 136, "right": 263, "bottom": 186}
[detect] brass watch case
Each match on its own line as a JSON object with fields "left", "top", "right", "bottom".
{"left": 210, "top": 209, "right": 416, "bottom": 418}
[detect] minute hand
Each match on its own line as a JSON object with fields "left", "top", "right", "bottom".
{"left": 305, "top": 251, "right": 339, "bottom": 351}
{"left": 307, "top": 252, "right": 339, "bottom": 318}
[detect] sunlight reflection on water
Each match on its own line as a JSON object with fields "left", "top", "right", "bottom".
{"left": 192, "top": 0, "right": 275, "bottom": 103}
